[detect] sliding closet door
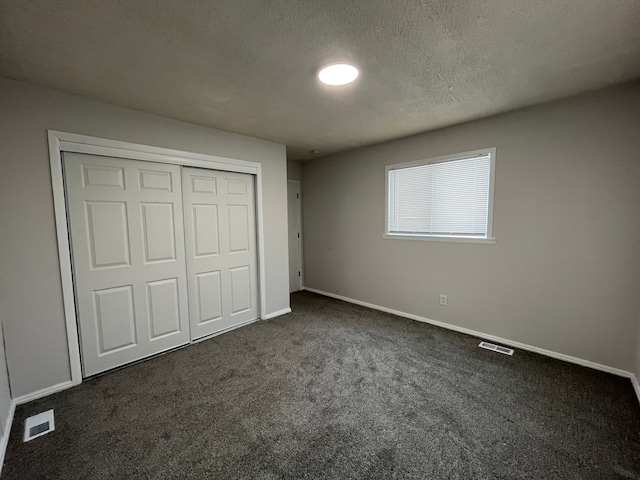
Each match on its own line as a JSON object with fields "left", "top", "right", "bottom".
{"left": 64, "top": 153, "right": 190, "bottom": 376}
{"left": 182, "top": 167, "right": 258, "bottom": 340}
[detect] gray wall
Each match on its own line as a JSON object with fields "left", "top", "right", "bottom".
{"left": 287, "top": 159, "right": 302, "bottom": 181}
{"left": 302, "top": 82, "right": 640, "bottom": 372}
{"left": 0, "top": 79, "right": 290, "bottom": 398}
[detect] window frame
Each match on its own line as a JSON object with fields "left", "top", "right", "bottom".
{"left": 384, "top": 147, "right": 497, "bottom": 244}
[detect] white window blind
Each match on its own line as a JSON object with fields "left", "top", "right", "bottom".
{"left": 388, "top": 153, "right": 491, "bottom": 237}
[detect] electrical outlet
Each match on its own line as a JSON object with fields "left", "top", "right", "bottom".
{"left": 439, "top": 294, "right": 448, "bottom": 306}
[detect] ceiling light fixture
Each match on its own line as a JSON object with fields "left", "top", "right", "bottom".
{"left": 318, "top": 63, "right": 359, "bottom": 86}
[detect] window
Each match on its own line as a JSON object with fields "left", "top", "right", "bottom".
{"left": 385, "top": 148, "right": 496, "bottom": 244}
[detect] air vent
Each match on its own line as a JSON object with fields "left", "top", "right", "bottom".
{"left": 24, "top": 409, "right": 55, "bottom": 442}
{"left": 479, "top": 341, "right": 514, "bottom": 356}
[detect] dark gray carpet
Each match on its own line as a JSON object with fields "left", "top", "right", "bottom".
{"left": 4, "top": 291, "right": 640, "bottom": 479}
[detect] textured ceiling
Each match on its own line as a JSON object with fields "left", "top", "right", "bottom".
{"left": 2, "top": 1, "right": 640, "bottom": 160}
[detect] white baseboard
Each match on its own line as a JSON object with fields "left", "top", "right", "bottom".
{"left": 302, "top": 286, "right": 640, "bottom": 405}
{"left": 13, "top": 381, "right": 74, "bottom": 406}
{"left": 632, "top": 375, "right": 640, "bottom": 406}
{"left": 262, "top": 307, "right": 292, "bottom": 320}
{"left": 0, "top": 399, "right": 16, "bottom": 475}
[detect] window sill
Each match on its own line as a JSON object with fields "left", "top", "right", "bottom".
{"left": 382, "top": 233, "right": 497, "bottom": 245}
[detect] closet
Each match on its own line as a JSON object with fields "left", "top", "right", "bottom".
{"left": 64, "top": 152, "right": 258, "bottom": 376}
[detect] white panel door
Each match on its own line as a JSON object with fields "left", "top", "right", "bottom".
{"left": 287, "top": 181, "right": 302, "bottom": 293}
{"left": 182, "top": 167, "right": 258, "bottom": 340}
{"left": 64, "top": 153, "right": 190, "bottom": 376}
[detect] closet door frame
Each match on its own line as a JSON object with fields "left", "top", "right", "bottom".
{"left": 48, "top": 130, "right": 268, "bottom": 389}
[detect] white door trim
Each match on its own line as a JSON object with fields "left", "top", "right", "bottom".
{"left": 287, "top": 180, "right": 303, "bottom": 291}
{"left": 48, "top": 130, "right": 268, "bottom": 387}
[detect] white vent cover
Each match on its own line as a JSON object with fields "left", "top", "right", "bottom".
{"left": 479, "top": 341, "right": 514, "bottom": 356}
{"left": 24, "top": 409, "right": 55, "bottom": 442}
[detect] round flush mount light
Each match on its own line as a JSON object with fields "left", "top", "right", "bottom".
{"left": 318, "top": 63, "right": 359, "bottom": 86}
